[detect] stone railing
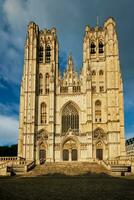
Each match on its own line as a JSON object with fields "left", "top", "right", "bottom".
{"left": 25, "top": 160, "right": 35, "bottom": 172}
{"left": 0, "top": 157, "right": 26, "bottom": 170}
{"left": 115, "top": 155, "right": 134, "bottom": 161}
{"left": 0, "top": 156, "right": 18, "bottom": 163}
{"left": 96, "top": 158, "right": 133, "bottom": 175}
{"left": 105, "top": 159, "right": 131, "bottom": 166}
{"left": 98, "top": 160, "right": 111, "bottom": 170}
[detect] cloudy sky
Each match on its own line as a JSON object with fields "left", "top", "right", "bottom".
{"left": 0, "top": 0, "right": 134, "bottom": 145}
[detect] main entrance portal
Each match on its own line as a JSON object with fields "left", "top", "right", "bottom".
{"left": 63, "top": 139, "right": 78, "bottom": 161}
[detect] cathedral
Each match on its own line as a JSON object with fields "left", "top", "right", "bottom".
{"left": 18, "top": 17, "right": 126, "bottom": 164}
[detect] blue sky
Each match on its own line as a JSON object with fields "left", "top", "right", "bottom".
{"left": 0, "top": 0, "right": 134, "bottom": 145}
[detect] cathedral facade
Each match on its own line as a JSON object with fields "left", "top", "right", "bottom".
{"left": 18, "top": 18, "right": 126, "bottom": 164}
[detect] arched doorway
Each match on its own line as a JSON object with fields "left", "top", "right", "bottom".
{"left": 93, "top": 128, "right": 106, "bottom": 160}
{"left": 95, "top": 140, "right": 104, "bottom": 160}
{"left": 62, "top": 139, "right": 78, "bottom": 161}
{"left": 39, "top": 142, "right": 46, "bottom": 161}
{"left": 36, "top": 129, "right": 48, "bottom": 163}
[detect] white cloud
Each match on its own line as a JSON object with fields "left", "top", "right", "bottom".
{"left": 0, "top": 103, "right": 19, "bottom": 116}
{"left": 0, "top": 115, "right": 18, "bottom": 145}
{"left": 3, "top": 0, "right": 29, "bottom": 33}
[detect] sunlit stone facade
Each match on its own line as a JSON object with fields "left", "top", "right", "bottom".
{"left": 18, "top": 18, "right": 126, "bottom": 164}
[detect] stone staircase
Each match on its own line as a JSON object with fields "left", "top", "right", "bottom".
{"left": 11, "top": 164, "right": 26, "bottom": 175}
{"left": 0, "top": 157, "right": 35, "bottom": 176}
{"left": 26, "top": 162, "right": 109, "bottom": 177}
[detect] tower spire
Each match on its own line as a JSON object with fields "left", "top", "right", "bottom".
{"left": 67, "top": 53, "right": 74, "bottom": 71}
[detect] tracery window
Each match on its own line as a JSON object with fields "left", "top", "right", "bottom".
{"left": 92, "top": 70, "right": 96, "bottom": 76}
{"left": 60, "top": 86, "right": 68, "bottom": 93}
{"left": 99, "top": 41, "right": 104, "bottom": 54}
{"left": 40, "top": 103, "right": 47, "bottom": 124}
{"left": 92, "top": 86, "right": 96, "bottom": 93}
{"left": 39, "top": 73, "right": 43, "bottom": 95}
{"left": 73, "top": 86, "right": 81, "bottom": 93}
{"left": 38, "top": 46, "right": 43, "bottom": 63}
{"left": 62, "top": 103, "right": 79, "bottom": 135}
{"left": 100, "top": 86, "right": 104, "bottom": 92}
{"left": 99, "top": 70, "right": 104, "bottom": 76}
{"left": 45, "top": 73, "right": 49, "bottom": 94}
{"left": 90, "top": 42, "right": 96, "bottom": 54}
{"left": 45, "top": 45, "right": 51, "bottom": 63}
{"left": 95, "top": 100, "right": 101, "bottom": 122}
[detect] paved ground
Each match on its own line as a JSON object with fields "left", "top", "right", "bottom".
{"left": 0, "top": 173, "right": 134, "bottom": 200}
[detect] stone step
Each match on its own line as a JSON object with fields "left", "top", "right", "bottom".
{"left": 27, "top": 162, "right": 108, "bottom": 176}
{"left": 12, "top": 165, "right": 25, "bottom": 175}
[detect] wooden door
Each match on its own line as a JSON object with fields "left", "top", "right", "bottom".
{"left": 63, "top": 149, "right": 69, "bottom": 161}
{"left": 96, "top": 149, "right": 103, "bottom": 160}
{"left": 71, "top": 149, "right": 77, "bottom": 161}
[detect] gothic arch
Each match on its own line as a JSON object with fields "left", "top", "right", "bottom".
{"left": 99, "top": 40, "right": 104, "bottom": 53}
{"left": 40, "top": 102, "right": 47, "bottom": 124}
{"left": 62, "top": 135, "right": 79, "bottom": 148}
{"left": 36, "top": 129, "right": 48, "bottom": 163}
{"left": 90, "top": 41, "right": 96, "bottom": 54}
{"left": 45, "top": 43, "right": 51, "bottom": 63}
{"left": 36, "top": 129, "right": 48, "bottom": 142}
{"left": 93, "top": 128, "right": 107, "bottom": 160}
{"left": 93, "top": 127, "right": 105, "bottom": 140}
{"left": 60, "top": 100, "right": 80, "bottom": 114}
{"left": 95, "top": 100, "right": 101, "bottom": 122}
{"left": 61, "top": 136, "right": 80, "bottom": 161}
{"left": 61, "top": 101, "right": 80, "bottom": 135}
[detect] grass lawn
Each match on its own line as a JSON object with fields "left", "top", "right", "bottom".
{"left": 0, "top": 174, "right": 134, "bottom": 200}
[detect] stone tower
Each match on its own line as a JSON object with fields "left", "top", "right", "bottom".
{"left": 18, "top": 18, "right": 126, "bottom": 163}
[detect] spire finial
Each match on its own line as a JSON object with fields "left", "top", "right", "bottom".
{"left": 67, "top": 53, "right": 74, "bottom": 71}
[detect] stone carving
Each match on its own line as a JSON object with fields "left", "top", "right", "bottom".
{"left": 37, "top": 130, "right": 48, "bottom": 141}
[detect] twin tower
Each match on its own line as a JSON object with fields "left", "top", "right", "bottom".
{"left": 18, "top": 18, "right": 126, "bottom": 164}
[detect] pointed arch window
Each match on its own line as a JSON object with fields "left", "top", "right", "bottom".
{"left": 39, "top": 73, "right": 43, "bottom": 95}
{"left": 99, "top": 70, "right": 104, "bottom": 76}
{"left": 92, "top": 70, "right": 96, "bottom": 76}
{"left": 90, "top": 42, "right": 96, "bottom": 54}
{"left": 40, "top": 103, "right": 47, "bottom": 124}
{"left": 99, "top": 41, "right": 104, "bottom": 54}
{"left": 38, "top": 46, "right": 43, "bottom": 63}
{"left": 95, "top": 100, "right": 101, "bottom": 122}
{"left": 62, "top": 103, "right": 79, "bottom": 135}
{"left": 45, "top": 45, "right": 51, "bottom": 63}
{"left": 45, "top": 73, "right": 49, "bottom": 94}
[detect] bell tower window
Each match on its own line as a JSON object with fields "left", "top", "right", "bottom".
{"left": 90, "top": 42, "right": 96, "bottom": 54}
{"left": 99, "top": 41, "right": 104, "bottom": 54}
{"left": 38, "top": 46, "right": 43, "bottom": 63}
{"left": 45, "top": 45, "right": 51, "bottom": 63}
